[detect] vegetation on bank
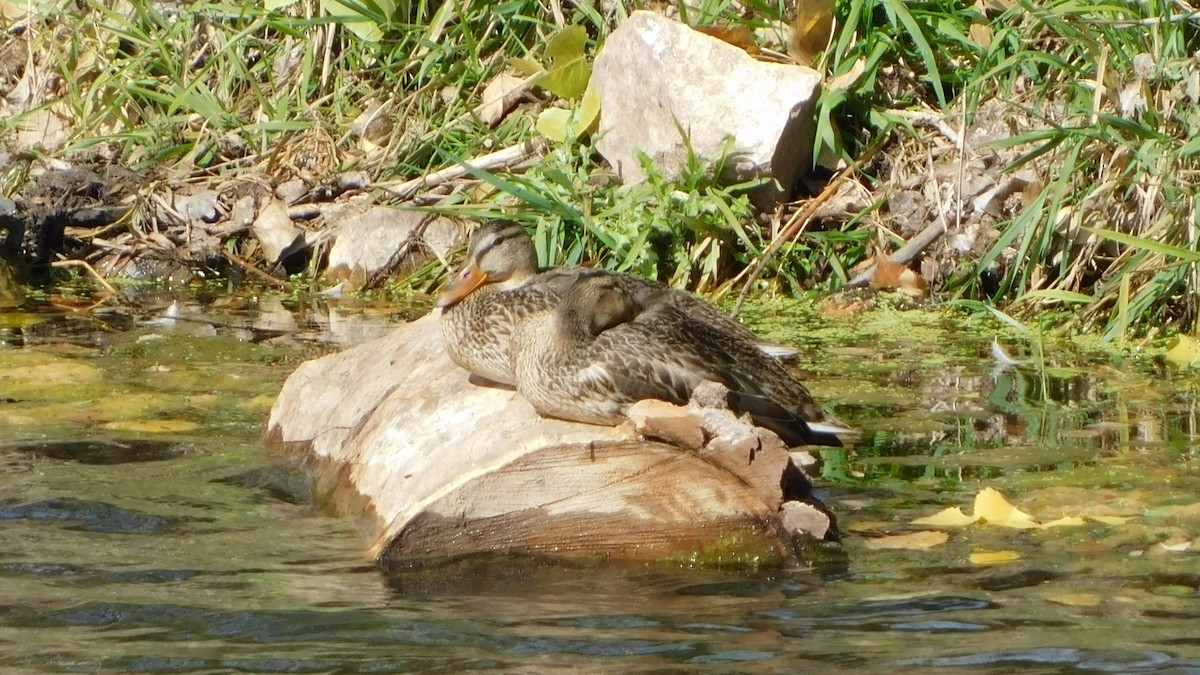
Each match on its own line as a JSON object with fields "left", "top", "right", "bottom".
{"left": 0, "top": 0, "right": 1198, "bottom": 340}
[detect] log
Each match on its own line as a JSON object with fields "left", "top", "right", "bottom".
{"left": 265, "top": 313, "right": 836, "bottom": 568}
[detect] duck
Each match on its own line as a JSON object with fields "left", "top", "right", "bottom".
{"left": 436, "top": 220, "right": 792, "bottom": 386}
{"left": 510, "top": 273, "right": 850, "bottom": 447}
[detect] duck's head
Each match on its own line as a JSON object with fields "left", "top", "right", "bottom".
{"left": 560, "top": 273, "right": 639, "bottom": 338}
{"left": 437, "top": 220, "right": 539, "bottom": 308}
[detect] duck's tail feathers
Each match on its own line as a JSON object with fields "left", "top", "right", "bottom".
{"left": 727, "top": 390, "right": 848, "bottom": 448}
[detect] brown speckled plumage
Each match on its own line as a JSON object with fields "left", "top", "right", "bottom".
{"left": 512, "top": 274, "right": 848, "bottom": 447}
{"left": 438, "top": 220, "right": 781, "bottom": 385}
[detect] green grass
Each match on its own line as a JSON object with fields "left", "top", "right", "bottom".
{"left": 2, "top": 0, "right": 1199, "bottom": 337}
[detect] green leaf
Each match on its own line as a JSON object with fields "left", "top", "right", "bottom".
{"left": 538, "top": 25, "right": 590, "bottom": 99}
{"left": 535, "top": 86, "right": 601, "bottom": 142}
{"left": 320, "top": 0, "right": 396, "bottom": 42}
{"left": 265, "top": 0, "right": 302, "bottom": 9}
{"left": 1018, "top": 289, "right": 1094, "bottom": 304}
{"left": 510, "top": 57, "right": 544, "bottom": 77}
{"left": 1083, "top": 227, "right": 1200, "bottom": 263}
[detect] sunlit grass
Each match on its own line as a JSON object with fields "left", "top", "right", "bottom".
{"left": 2, "top": 0, "right": 1198, "bottom": 336}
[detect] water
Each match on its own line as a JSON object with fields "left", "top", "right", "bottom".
{"left": 2, "top": 296, "right": 1200, "bottom": 673}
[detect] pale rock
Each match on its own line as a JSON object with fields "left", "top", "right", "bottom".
{"left": 779, "top": 500, "right": 831, "bottom": 540}
{"left": 173, "top": 190, "right": 221, "bottom": 223}
{"left": 325, "top": 208, "right": 462, "bottom": 288}
{"left": 275, "top": 179, "right": 308, "bottom": 205}
{"left": 252, "top": 198, "right": 304, "bottom": 264}
{"left": 591, "top": 11, "right": 822, "bottom": 206}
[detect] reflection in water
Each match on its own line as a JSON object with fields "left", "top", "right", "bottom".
{"left": 1, "top": 296, "right": 1200, "bottom": 672}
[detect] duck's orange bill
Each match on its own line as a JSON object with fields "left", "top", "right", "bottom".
{"left": 436, "top": 262, "right": 488, "bottom": 308}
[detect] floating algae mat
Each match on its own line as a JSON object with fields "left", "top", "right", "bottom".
{"left": 1, "top": 294, "right": 1199, "bottom": 672}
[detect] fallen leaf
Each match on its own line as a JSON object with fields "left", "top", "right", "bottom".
{"left": 694, "top": 25, "right": 758, "bottom": 54}
{"left": 1158, "top": 538, "right": 1193, "bottom": 552}
{"left": 975, "top": 487, "right": 1041, "bottom": 529}
{"left": 102, "top": 420, "right": 198, "bottom": 433}
{"left": 870, "top": 256, "right": 929, "bottom": 297}
{"left": 1042, "top": 516, "right": 1087, "bottom": 528}
{"left": 1042, "top": 592, "right": 1102, "bottom": 607}
{"left": 968, "top": 22, "right": 993, "bottom": 49}
{"left": 863, "top": 530, "right": 949, "bottom": 550}
{"left": 913, "top": 506, "right": 979, "bottom": 527}
{"left": 914, "top": 487, "right": 1129, "bottom": 531}
{"left": 479, "top": 71, "right": 526, "bottom": 126}
{"left": 969, "top": 549, "right": 1021, "bottom": 564}
{"left": 536, "top": 86, "right": 600, "bottom": 142}
{"left": 789, "top": 0, "right": 835, "bottom": 65}
{"left": 1164, "top": 334, "right": 1200, "bottom": 368}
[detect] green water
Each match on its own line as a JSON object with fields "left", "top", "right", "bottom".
{"left": 2, "top": 297, "right": 1199, "bottom": 673}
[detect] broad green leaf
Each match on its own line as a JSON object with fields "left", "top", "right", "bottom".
{"left": 509, "top": 57, "right": 544, "bottom": 77}
{"left": 1164, "top": 334, "right": 1200, "bottom": 368}
{"left": 536, "top": 108, "right": 572, "bottom": 143}
{"left": 982, "top": 305, "right": 1031, "bottom": 336}
{"left": 538, "top": 25, "right": 590, "bottom": 99}
{"left": 265, "top": 0, "right": 302, "bottom": 9}
{"left": 535, "top": 87, "right": 601, "bottom": 142}
{"left": 320, "top": 0, "right": 396, "bottom": 42}
{"left": 1083, "top": 226, "right": 1200, "bottom": 262}
{"left": 1018, "top": 289, "right": 1094, "bottom": 303}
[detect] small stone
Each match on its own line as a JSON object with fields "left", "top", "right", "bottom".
{"left": 688, "top": 381, "right": 731, "bottom": 409}
{"left": 779, "top": 500, "right": 831, "bottom": 540}
{"left": 626, "top": 399, "right": 704, "bottom": 450}
{"left": 325, "top": 209, "right": 462, "bottom": 289}
{"left": 692, "top": 407, "right": 758, "bottom": 454}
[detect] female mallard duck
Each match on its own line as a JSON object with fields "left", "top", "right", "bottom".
{"left": 437, "top": 220, "right": 790, "bottom": 386}
{"left": 511, "top": 273, "right": 850, "bottom": 447}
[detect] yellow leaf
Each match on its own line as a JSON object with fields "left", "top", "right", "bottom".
{"left": 1164, "top": 334, "right": 1200, "bottom": 368}
{"left": 969, "top": 549, "right": 1021, "bottom": 565}
{"left": 864, "top": 530, "right": 949, "bottom": 550}
{"left": 102, "top": 420, "right": 198, "bottom": 433}
{"left": 535, "top": 87, "right": 600, "bottom": 143}
{"left": 479, "top": 71, "right": 526, "bottom": 127}
{"left": 975, "top": 487, "right": 1040, "bottom": 529}
{"left": 1042, "top": 516, "right": 1087, "bottom": 528}
{"left": 1090, "top": 515, "right": 1133, "bottom": 525}
{"left": 913, "top": 506, "right": 979, "bottom": 527}
{"left": 538, "top": 25, "right": 590, "bottom": 99}
{"left": 968, "top": 22, "right": 993, "bottom": 49}
{"left": 536, "top": 108, "right": 571, "bottom": 143}
{"left": 1043, "top": 592, "right": 1102, "bottom": 607}
{"left": 788, "top": 0, "right": 835, "bottom": 65}
{"left": 509, "top": 57, "right": 544, "bottom": 77}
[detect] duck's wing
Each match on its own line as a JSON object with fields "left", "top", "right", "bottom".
{"left": 637, "top": 306, "right": 848, "bottom": 447}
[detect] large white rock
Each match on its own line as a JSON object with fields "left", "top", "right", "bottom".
{"left": 325, "top": 208, "right": 461, "bottom": 288}
{"left": 592, "top": 11, "right": 822, "bottom": 205}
